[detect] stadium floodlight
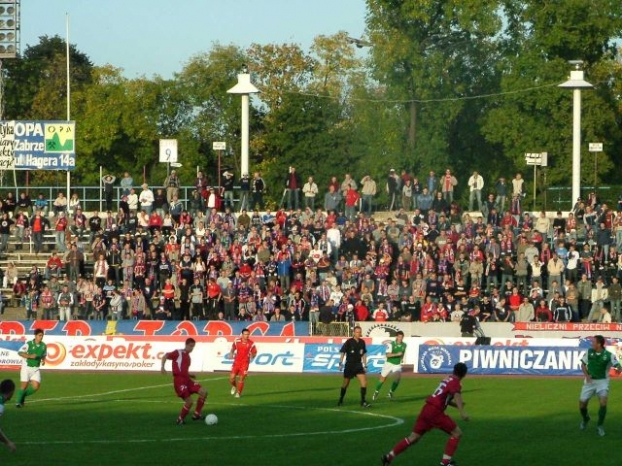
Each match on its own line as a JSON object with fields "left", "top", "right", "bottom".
{"left": 559, "top": 60, "right": 593, "bottom": 205}
{"left": 227, "top": 67, "right": 259, "bottom": 178}
{"left": 0, "top": 0, "right": 19, "bottom": 59}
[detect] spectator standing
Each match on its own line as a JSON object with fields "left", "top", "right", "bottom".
{"left": 251, "top": 172, "right": 265, "bottom": 210}
{"left": 587, "top": 277, "right": 608, "bottom": 322}
{"left": 68, "top": 193, "right": 80, "bottom": 216}
{"left": 401, "top": 179, "right": 413, "bottom": 211}
{"left": 302, "top": 176, "right": 319, "bottom": 210}
{"left": 360, "top": 175, "right": 377, "bottom": 214}
{"left": 30, "top": 211, "right": 49, "bottom": 256}
{"left": 139, "top": 184, "right": 154, "bottom": 214}
{"left": 608, "top": 276, "right": 621, "bottom": 322}
{"left": 427, "top": 171, "right": 438, "bottom": 194}
{"left": 164, "top": 170, "right": 181, "bottom": 205}
{"left": 345, "top": 187, "right": 360, "bottom": 221}
{"left": 101, "top": 174, "right": 116, "bottom": 211}
{"left": 467, "top": 171, "right": 484, "bottom": 212}
{"left": 324, "top": 185, "right": 342, "bottom": 213}
{"left": 546, "top": 253, "right": 565, "bottom": 292}
{"left": 222, "top": 171, "right": 235, "bottom": 210}
{"left": 57, "top": 285, "right": 73, "bottom": 321}
{"left": 417, "top": 188, "right": 434, "bottom": 217}
{"left": 0, "top": 213, "right": 13, "bottom": 253}
{"left": 495, "top": 177, "right": 508, "bottom": 212}
{"left": 517, "top": 296, "right": 535, "bottom": 322}
{"left": 239, "top": 174, "right": 250, "bottom": 212}
{"left": 441, "top": 169, "right": 458, "bottom": 203}
{"left": 512, "top": 173, "right": 524, "bottom": 199}
{"left": 119, "top": 172, "right": 133, "bottom": 196}
{"left": 285, "top": 166, "right": 301, "bottom": 210}
{"left": 126, "top": 188, "right": 139, "bottom": 214}
{"left": 386, "top": 169, "right": 400, "bottom": 211}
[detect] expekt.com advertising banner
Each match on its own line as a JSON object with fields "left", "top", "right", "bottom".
{"left": 417, "top": 345, "right": 587, "bottom": 376}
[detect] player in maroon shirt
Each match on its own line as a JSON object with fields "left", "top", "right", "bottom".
{"left": 161, "top": 338, "right": 208, "bottom": 425}
{"left": 381, "top": 362, "right": 469, "bottom": 466}
{"left": 229, "top": 328, "right": 257, "bottom": 398}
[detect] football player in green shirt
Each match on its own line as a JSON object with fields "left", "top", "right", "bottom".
{"left": 16, "top": 329, "right": 47, "bottom": 408}
{"left": 579, "top": 334, "right": 622, "bottom": 436}
{"left": 0, "top": 379, "right": 16, "bottom": 451}
{"left": 373, "top": 331, "right": 407, "bottom": 401}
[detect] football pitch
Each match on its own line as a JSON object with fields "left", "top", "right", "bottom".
{"left": 0, "top": 372, "right": 619, "bottom": 466}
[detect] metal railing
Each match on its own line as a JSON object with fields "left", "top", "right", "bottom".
{"left": 548, "top": 186, "right": 612, "bottom": 210}
{"left": 0, "top": 185, "right": 205, "bottom": 212}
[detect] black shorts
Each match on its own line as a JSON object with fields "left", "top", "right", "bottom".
{"left": 344, "top": 364, "right": 365, "bottom": 379}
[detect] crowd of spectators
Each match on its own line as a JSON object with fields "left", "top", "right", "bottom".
{"left": 2, "top": 167, "right": 622, "bottom": 326}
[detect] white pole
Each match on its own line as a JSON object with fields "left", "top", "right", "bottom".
{"left": 99, "top": 165, "right": 103, "bottom": 212}
{"left": 571, "top": 88, "right": 581, "bottom": 205}
{"left": 533, "top": 164, "right": 537, "bottom": 211}
{"left": 66, "top": 13, "right": 71, "bottom": 210}
{"left": 241, "top": 94, "right": 250, "bottom": 177}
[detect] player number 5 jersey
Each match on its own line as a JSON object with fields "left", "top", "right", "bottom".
{"left": 426, "top": 374, "right": 462, "bottom": 411}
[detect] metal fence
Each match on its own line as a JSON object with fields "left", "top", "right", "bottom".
{"left": 0, "top": 185, "right": 202, "bottom": 212}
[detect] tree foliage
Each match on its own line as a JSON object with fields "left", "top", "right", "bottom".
{"left": 4, "top": 5, "right": 622, "bottom": 208}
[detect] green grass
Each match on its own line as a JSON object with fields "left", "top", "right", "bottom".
{"left": 0, "top": 372, "right": 619, "bottom": 466}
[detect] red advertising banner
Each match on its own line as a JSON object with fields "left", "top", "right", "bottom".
{"left": 513, "top": 322, "right": 622, "bottom": 332}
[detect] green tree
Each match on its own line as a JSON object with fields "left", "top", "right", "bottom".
{"left": 176, "top": 43, "right": 255, "bottom": 179}
{"left": 365, "top": 0, "right": 502, "bottom": 174}
{"left": 4, "top": 35, "right": 93, "bottom": 120}
{"left": 482, "top": 0, "right": 622, "bottom": 204}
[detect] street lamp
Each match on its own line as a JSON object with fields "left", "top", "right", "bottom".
{"left": 559, "top": 60, "right": 593, "bottom": 206}
{"left": 227, "top": 66, "right": 259, "bottom": 178}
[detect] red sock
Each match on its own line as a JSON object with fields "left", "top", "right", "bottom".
{"left": 178, "top": 404, "right": 191, "bottom": 421}
{"left": 237, "top": 381, "right": 245, "bottom": 395}
{"left": 195, "top": 396, "right": 206, "bottom": 416}
{"left": 390, "top": 437, "right": 412, "bottom": 458}
{"left": 230, "top": 379, "right": 237, "bottom": 388}
{"left": 443, "top": 436, "right": 461, "bottom": 459}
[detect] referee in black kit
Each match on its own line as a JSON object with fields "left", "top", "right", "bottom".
{"left": 337, "top": 325, "right": 371, "bottom": 408}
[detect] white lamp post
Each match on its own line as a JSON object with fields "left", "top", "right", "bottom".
{"left": 559, "top": 60, "right": 593, "bottom": 206}
{"left": 227, "top": 66, "right": 259, "bottom": 178}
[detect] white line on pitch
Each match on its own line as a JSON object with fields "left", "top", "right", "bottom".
{"left": 17, "top": 402, "right": 405, "bottom": 445}
{"left": 28, "top": 377, "right": 228, "bottom": 404}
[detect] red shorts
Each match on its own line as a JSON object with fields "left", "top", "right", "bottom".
{"left": 231, "top": 361, "right": 250, "bottom": 377}
{"left": 173, "top": 376, "right": 202, "bottom": 399}
{"left": 413, "top": 403, "right": 456, "bottom": 435}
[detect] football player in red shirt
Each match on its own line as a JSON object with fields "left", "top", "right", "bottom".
{"left": 161, "top": 338, "right": 208, "bottom": 425}
{"left": 229, "top": 329, "right": 257, "bottom": 398}
{"left": 381, "top": 362, "right": 469, "bottom": 466}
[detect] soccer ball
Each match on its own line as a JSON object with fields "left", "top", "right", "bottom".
{"left": 205, "top": 414, "right": 218, "bottom": 426}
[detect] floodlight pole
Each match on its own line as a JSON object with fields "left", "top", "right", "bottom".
{"left": 227, "top": 70, "right": 259, "bottom": 178}
{"left": 66, "top": 13, "right": 71, "bottom": 210}
{"left": 559, "top": 62, "right": 593, "bottom": 206}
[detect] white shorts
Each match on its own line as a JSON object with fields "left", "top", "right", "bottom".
{"left": 20, "top": 365, "right": 41, "bottom": 384}
{"left": 579, "top": 378, "right": 609, "bottom": 402}
{"left": 380, "top": 362, "right": 402, "bottom": 378}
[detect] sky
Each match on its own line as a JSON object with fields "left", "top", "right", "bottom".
{"left": 21, "top": 0, "right": 368, "bottom": 78}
